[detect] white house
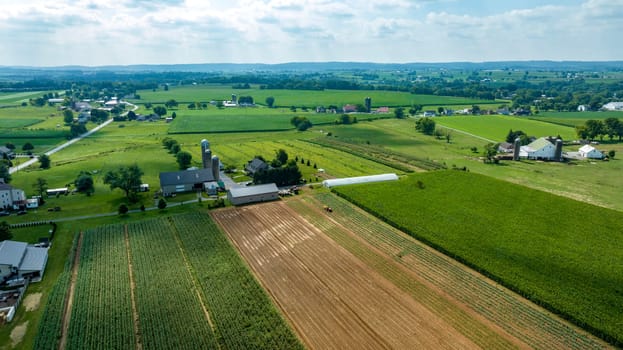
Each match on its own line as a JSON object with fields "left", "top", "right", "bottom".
{"left": 0, "top": 183, "right": 25, "bottom": 210}
{"left": 519, "top": 137, "right": 557, "bottom": 160}
{"left": 0, "top": 240, "right": 49, "bottom": 283}
{"left": 579, "top": 144, "right": 604, "bottom": 159}
{"left": 601, "top": 102, "right": 623, "bottom": 111}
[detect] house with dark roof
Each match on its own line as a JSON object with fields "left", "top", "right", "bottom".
{"left": 159, "top": 168, "right": 216, "bottom": 196}
{"left": 227, "top": 183, "right": 279, "bottom": 206}
{"left": 0, "top": 240, "right": 49, "bottom": 283}
{"left": 0, "top": 146, "right": 14, "bottom": 159}
{"left": 342, "top": 104, "right": 357, "bottom": 113}
{"left": 245, "top": 158, "right": 269, "bottom": 175}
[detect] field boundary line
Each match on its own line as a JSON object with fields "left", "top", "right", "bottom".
{"left": 166, "top": 217, "right": 221, "bottom": 350}
{"left": 58, "top": 231, "right": 83, "bottom": 350}
{"left": 436, "top": 124, "right": 496, "bottom": 143}
{"left": 124, "top": 225, "right": 143, "bottom": 350}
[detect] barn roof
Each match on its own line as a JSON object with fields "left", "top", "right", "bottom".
{"left": 0, "top": 240, "right": 27, "bottom": 268}
{"left": 526, "top": 137, "right": 553, "bottom": 152}
{"left": 229, "top": 183, "right": 279, "bottom": 198}
{"left": 19, "top": 246, "right": 48, "bottom": 272}
{"left": 159, "top": 168, "right": 215, "bottom": 186}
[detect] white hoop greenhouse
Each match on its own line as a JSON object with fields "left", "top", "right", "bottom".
{"left": 322, "top": 173, "right": 399, "bottom": 188}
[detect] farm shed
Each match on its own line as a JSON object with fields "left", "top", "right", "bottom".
{"left": 227, "top": 183, "right": 279, "bottom": 206}
{"left": 578, "top": 145, "right": 604, "bottom": 159}
{"left": 159, "top": 168, "right": 215, "bottom": 196}
{"left": 0, "top": 240, "right": 49, "bottom": 283}
{"left": 322, "top": 173, "right": 399, "bottom": 188}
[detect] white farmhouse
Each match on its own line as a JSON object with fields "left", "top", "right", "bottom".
{"left": 0, "top": 182, "right": 25, "bottom": 210}
{"left": 579, "top": 144, "right": 604, "bottom": 159}
{"left": 519, "top": 137, "right": 557, "bottom": 160}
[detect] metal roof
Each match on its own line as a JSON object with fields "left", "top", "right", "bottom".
{"left": 0, "top": 240, "right": 27, "bottom": 267}
{"left": 228, "top": 183, "right": 279, "bottom": 198}
{"left": 159, "top": 168, "right": 215, "bottom": 186}
{"left": 19, "top": 246, "right": 48, "bottom": 272}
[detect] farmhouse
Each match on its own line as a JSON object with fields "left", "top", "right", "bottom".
{"left": 322, "top": 173, "right": 399, "bottom": 188}
{"left": 0, "top": 240, "right": 49, "bottom": 283}
{"left": 245, "top": 158, "right": 269, "bottom": 175}
{"left": 0, "top": 146, "right": 14, "bottom": 159}
{"left": 227, "top": 183, "right": 279, "bottom": 206}
{"left": 519, "top": 137, "right": 562, "bottom": 161}
{"left": 423, "top": 110, "right": 436, "bottom": 117}
{"left": 342, "top": 104, "right": 357, "bottom": 113}
{"left": 0, "top": 182, "right": 26, "bottom": 211}
{"left": 578, "top": 144, "right": 604, "bottom": 159}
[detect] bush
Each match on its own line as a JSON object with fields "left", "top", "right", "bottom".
{"left": 118, "top": 204, "right": 129, "bottom": 215}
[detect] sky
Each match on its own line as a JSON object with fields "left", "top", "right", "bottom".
{"left": 0, "top": 0, "right": 621, "bottom": 66}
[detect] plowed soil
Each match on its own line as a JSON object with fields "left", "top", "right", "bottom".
{"left": 213, "top": 202, "right": 488, "bottom": 349}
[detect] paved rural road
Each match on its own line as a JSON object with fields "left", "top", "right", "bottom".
{"left": 9, "top": 102, "right": 137, "bottom": 174}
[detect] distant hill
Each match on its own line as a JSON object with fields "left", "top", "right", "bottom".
{"left": 2, "top": 61, "right": 623, "bottom": 75}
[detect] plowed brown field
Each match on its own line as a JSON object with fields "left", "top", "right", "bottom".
{"left": 212, "top": 198, "right": 609, "bottom": 350}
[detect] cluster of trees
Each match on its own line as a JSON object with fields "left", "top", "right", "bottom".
{"left": 188, "top": 102, "right": 208, "bottom": 109}
{"left": 335, "top": 114, "right": 358, "bottom": 125}
{"left": 253, "top": 149, "right": 302, "bottom": 186}
{"left": 237, "top": 96, "right": 254, "bottom": 105}
{"left": 415, "top": 117, "right": 436, "bottom": 135}
{"left": 506, "top": 129, "right": 532, "bottom": 145}
{"left": 290, "top": 116, "right": 312, "bottom": 131}
{"left": 162, "top": 138, "right": 192, "bottom": 169}
{"left": 103, "top": 164, "right": 144, "bottom": 202}
{"left": 576, "top": 118, "right": 623, "bottom": 141}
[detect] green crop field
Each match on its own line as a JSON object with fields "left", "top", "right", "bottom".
{"left": 133, "top": 84, "right": 502, "bottom": 107}
{"left": 33, "top": 213, "right": 302, "bottom": 349}
{"left": 530, "top": 111, "right": 623, "bottom": 127}
{"left": 167, "top": 107, "right": 386, "bottom": 133}
{"left": 334, "top": 171, "right": 623, "bottom": 346}
{"left": 0, "top": 91, "right": 49, "bottom": 105}
{"left": 435, "top": 115, "right": 578, "bottom": 141}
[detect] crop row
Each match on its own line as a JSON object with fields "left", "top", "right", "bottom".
{"left": 170, "top": 212, "right": 304, "bottom": 350}
{"left": 127, "top": 218, "right": 219, "bottom": 350}
{"left": 32, "top": 233, "right": 79, "bottom": 350}
{"left": 66, "top": 225, "right": 135, "bottom": 350}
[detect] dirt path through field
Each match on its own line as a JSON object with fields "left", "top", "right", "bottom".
{"left": 124, "top": 226, "right": 142, "bottom": 350}
{"left": 213, "top": 203, "right": 480, "bottom": 349}
{"left": 58, "top": 231, "right": 83, "bottom": 350}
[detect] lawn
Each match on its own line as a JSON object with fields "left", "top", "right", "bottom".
{"left": 335, "top": 171, "right": 623, "bottom": 346}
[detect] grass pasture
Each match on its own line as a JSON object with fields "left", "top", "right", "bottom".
{"left": 334, "top": 171, "right": 623, "bottom": 346}
{"left": 0, "top": 92, "right": 48, "bottom": 105}
{"left": 133, "top": 84, "right": 502, "bottom": 108}
{"left": 435, "top": 115, "right": 578, "bottom": 141}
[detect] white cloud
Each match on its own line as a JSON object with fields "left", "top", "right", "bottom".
{"left": 0, "top": 0, "right": 620, "bottom": 65}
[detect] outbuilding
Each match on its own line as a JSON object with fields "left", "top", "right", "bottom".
{"left": 322, "top": 173, "right": 399, "bottom": 188}
{"left": 227, "top": 183, "right": 279, "bottom": 206}
{"left": 0, "top": 240, "right": 49, "bottom": 283}
{"left": 579, "top": 144, "right": 604, "bottom": 159}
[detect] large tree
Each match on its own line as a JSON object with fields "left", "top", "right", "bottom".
{"left": 0, "top": 162, "right": 11, "bottom": 183}
{"left": 39, "top": 154, "right": 51, "bottom": 169}
{"left": 0, "top": 221, "right": 12, "bottom": 241}
{"left": 176, "top": 151, "right": 192, "bottom": 170}
{"left": 75, "top": 172, "right": 95, "bottom": 196}
{"left": 153, "top": 106, "right": 167, "bottom": 117}
{"left": 165, "top": 99, "right": 178, "bottom": 109}
{"left": 265, "top": 96, "right": 275, "bottom": 108}
{"left": 604, "top": 118, "right": 620, "bottom": 141}
{"left": 32, "top": 178, "right": 48, "bottom": 198}
{"left": 275, "top": 149, "right": 288, "bottom": 165}
{"left": 415, "top": 117, "right": 436, "bottom": 135}
{"left": 103, "top": 164, "right": 144, "bottom": 200}
{"left": 394, "top": 107, "right": 406, "bottom": 119}
{"left": 22, "top": 142, "right": 34, "bottom": 152}
{"left": 63, "top": 109, "right": 74, "bottom": 124}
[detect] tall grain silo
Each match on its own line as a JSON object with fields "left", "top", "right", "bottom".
{"left": 201, "top": 139, "right": 212, "bottom": 169}
{"left": 513, "top": 137, "right": 521, "bottom": 161}
{"left": 554, "top": 139, "right": 563, "bottom": 161}
{"left": 211, "top": 156, "right": 220, "bottom": 181}
{"left": 365, "top": 97, "right": 372, "bottom": 113}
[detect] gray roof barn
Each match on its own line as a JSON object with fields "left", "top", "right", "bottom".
{"left": 0, "top": 240, "right": 27, "bottom": 269}
{"left": 228, "top": 183, "right": 279, "bottom": 206}
{"left": 0, "top": 240, "right": 49, "bottom": 282}
{"left": 159, "top": 168, "right": 216, "bottom": 196}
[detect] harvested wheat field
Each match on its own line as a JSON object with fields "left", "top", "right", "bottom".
{"left": 211, "top": 198, "right": 609, "bottom": 350}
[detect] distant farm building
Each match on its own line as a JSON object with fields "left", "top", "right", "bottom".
{"left": 159, "top": 139, "right": 221, "bottom": 196}
{"left": 342, "top": 104, "right": 357, "bottom": 113}
{"left": 423, "top": 111, "right": 436, "bottom": 117}
{"left": 245, "top": 158, "right": 269, "bottom": 175}
{"left": 601, "top": 102, "right": 623, "bottom": 111}
{"left": 227, "top": 183, "right": 279, "bottom": 206}
{"left": 0, "top": 240, "right": 49, "bottom": 283}
{"left": 322, "top": 173, "right": 399, "bottom": 188}
{"left": 519, "top": 137, "right": 562, "bottom": 161}
{"left": 578, "top": 144, "right": 604, "bottom": 159}
{"left": 0, "top": 146, "right": 14, "bottom": 159}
